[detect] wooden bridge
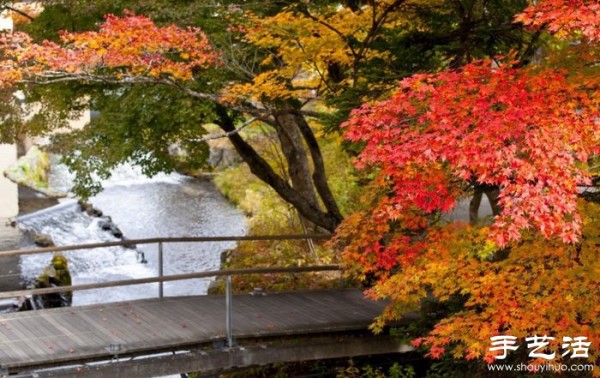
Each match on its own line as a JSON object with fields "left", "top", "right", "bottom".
{"left": 0, "top": 235, "right": 413, "bottom": 377}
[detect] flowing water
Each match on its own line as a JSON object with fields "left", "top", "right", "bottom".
{"left": 17, "top": 160, "right": 246, "bottom": 306}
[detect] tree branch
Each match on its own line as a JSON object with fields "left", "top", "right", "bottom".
{"left": 190, "top": 117, "right": 257, "bottom": 142}
{"left": 22, "top": 72, "right": 286, "bottom": 125}
{"left": 299, "top": 6, "right": 360, "bottom": 60}
{"left": 1, "top": 5, "right": 35, "bottom": 21}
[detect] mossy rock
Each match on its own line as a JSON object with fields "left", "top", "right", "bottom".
{"left": 4, "top": 146, "right": 66, "bottom": 197}
{"left": 32, "top": 253, "right": 73, "bottom": 308}
{"left": 51, "top": 254, "right": 68, "bottom": 270}
{"left": 33, "top": 233, "right": 55, "bottom": 247}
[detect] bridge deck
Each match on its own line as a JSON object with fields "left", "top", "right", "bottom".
{"left": 0, "top": 289, "right": 386, "bottom": 371}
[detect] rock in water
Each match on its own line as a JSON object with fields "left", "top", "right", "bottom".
{"left": 98, "top": 219, "right": 123, "bottom": 238}
{"left": 3, "top": 146, "right": 66, "bottom": 198}
{"left": 33, "top": 233, "right": 54, "bottom": 247}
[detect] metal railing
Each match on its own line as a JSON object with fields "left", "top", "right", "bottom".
{"left": 0, "top": 234, "right": 339, "bottom": 348}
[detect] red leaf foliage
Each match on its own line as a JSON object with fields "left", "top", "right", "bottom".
{"left": 515, "top": 0, "right": 600, "bottom": 41}
{"left": 342, "top": 60, "right": 599, "bottom": 248}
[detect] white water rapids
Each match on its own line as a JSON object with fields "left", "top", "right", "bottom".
{"left": 17, "top": 160, "right": 246, "bottom": 306}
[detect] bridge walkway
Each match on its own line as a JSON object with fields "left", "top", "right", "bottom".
{"left": 0, "top": 235, "right": 412, "bottom": 376}
{"left": 0, "top": 289, "right": 388, "bottom": 373}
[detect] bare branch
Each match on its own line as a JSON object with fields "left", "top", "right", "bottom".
{"left": 1, "top": 5, "right": 35, "bottom": 21}
{"left": 23, "top": 72, "right": 218, "bottom": 100}
{"left": 297, "top": 109, "right": 322, "bottom": 119}
{"left": 21, "top": 71, "right": 276, "bottom": 118}
{"left": 190, "top": 117, "right": 258, "bottom": 142}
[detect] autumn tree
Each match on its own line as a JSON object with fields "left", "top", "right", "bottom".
{"left": 0, "top": 2, "right": 341, "bottom": 231}
{"left": 0, "top": 2, "right": 39, "bottom": 149}
{"left": 335, "top": 0, "right": 600, "bottom": 367}
{"left": 2, "top": 0, "right": 597, "bottom": 368}
{"left": 0, "top": 0, "right": 539, "bottom": 233}
{"left": 237, "top": 0, "right": 535, "bottom": 130}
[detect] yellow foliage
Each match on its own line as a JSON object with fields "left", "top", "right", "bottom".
{"left": 235, "top": 1, "right": 427, "bottom": 103}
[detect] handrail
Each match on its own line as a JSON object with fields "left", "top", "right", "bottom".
{"left": 1, "top": 235, "right": 341, "bottom": 350}
{"left": 0, "top": 265, "right": 341, "bottom": 300}
{"left": 0, "top": 234, "right": 332, "bottom": 257}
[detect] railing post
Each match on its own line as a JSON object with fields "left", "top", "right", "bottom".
{"left": 225, "top": 274, "right": 233, "bottom": 348}
{"left": 158, "top": 241, "right": 164, "bottom": 298}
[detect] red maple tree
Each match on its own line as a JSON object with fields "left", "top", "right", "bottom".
{"left": 336, "top": 0, "right": 600, "bottom": 366}
{"left": 343, "top": 60, "right": 598, "bottom": 248}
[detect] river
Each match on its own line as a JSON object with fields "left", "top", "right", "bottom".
{"left": 13, "top": 160, "right": 246, "bottom": 306}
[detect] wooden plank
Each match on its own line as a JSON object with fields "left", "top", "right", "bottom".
{"left": 0, "top": 289, "right": 387, "bottom": 372}
{"left": 123, "top": 304, "right": 181, "bottom": 342}
{"left": 4, "top": 318, "right": 50, "bottom": 359}
{"left": 19, "top": 316, "right": 75, "bottom": 358}
{"left": 98, "top": 305, "right": 153, "bottom": 343}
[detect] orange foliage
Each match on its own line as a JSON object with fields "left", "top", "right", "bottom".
{"left": 0, "top": 31, "right": 29, "bottom": 87}
{"left": 0, "top": 12, "right": 217, "bottom": 86}
{"left": 387, "top": 201, "right": 599, "bottom": 364}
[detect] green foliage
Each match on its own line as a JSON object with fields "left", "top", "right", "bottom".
{"left": 46, "top": 84, "right": 213, "bottom": 198}
{"left": 391, "top": 0, "right": 531, "bottom": 65}
{"left": 7, "top": 0, "right": 540, "bottom": 211}
{"left": 0, "top": 89, "right": 25, "bottom": 143}
{"left": 22, "top": 3, "right": 119, "bottom": 41}
{"left": 12, "top": 1, "right": 238, "bottom": 197}
{"left": 320, "top": 0, "right": 534, "bottom": 133}
{"left": 388, "top": 363, "right": 416, "bottom": 378}
{"left": 20, "top": 83, "right": 87, "bottom": 137}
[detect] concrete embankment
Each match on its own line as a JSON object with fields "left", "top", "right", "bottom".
{"left": 0, "top": 143, "right": 23, "bottom": 294}
{"left": 0, "top": 220, "right": 23, "bottom": 295}
{"left": 0, "top": 185, "right": 62, "bottom": 292}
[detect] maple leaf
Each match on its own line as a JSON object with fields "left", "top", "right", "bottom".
{"left": 515, "top": 0, "right": 600, "bottom": 41}
{"left": 1, "top": 12, "right": 218, "bottom": 86}
{"left": 335, "top": 50, "right": 599, "bottom": 365}
{"left": 342, "top": 59, "right": 599, "bottom": 247}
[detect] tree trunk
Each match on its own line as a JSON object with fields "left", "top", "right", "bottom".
{"left": 293, "top": 110, "right": 343, "bottom": 223}
{"left": 274, "top": 108, "right": 321, "bottom": 218}
{"left": 214, "top": 105, "right": 341, "bottom": 232}
{"left": 469, "top": 187, "right": 482, "bottom": 225}
{"left": 469, "top": 184, "right": 501, "bottom": 225}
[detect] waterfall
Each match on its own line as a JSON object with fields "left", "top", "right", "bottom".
{"left": 18, "top": 158, "right": 246, "bottom": 306}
